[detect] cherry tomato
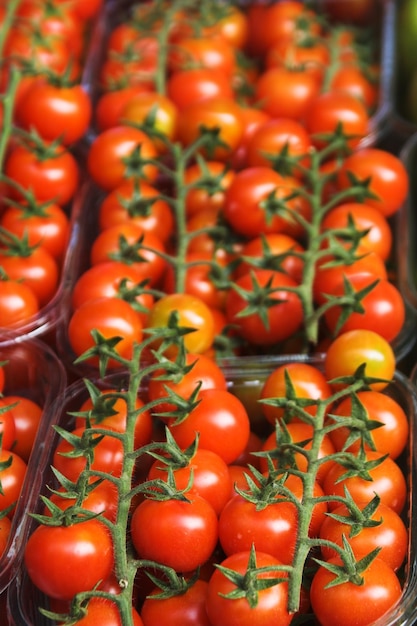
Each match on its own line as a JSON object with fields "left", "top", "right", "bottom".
{"left": 328, "top": 390, "right": 409, "bottom": 460}
{"left": 141, "top": 578, "right": 210, "bottom": 626}
{"left": 260, "top": 362, "right": 332, "bottom": 424}
{"left": 68, "top": 297, "right": 143, "bottom": 367}
{"left": 62, "top": 598, "right": 143, "bottom": 626}
{"left": 321, "top": 202, "right": 393, "bottom": 261}
{"left": 147, "top": 293, "right": 216, "bottom": 356}
{"left": 176, "top": 98, "right": 244, "bottom": 162}
{"left": 319, "top": 499, "right": 408, "bottom": 572}
{"left": 218, "top": 493, "right": 298, "bottom": 564}
{"left": 24, "top": 519, "right": 114, "bottom": 600}
{"left": 169, "top": 387, "right": 251, "bottom": 465}
{"left": 148, "top": 447, "right": 232, "bottom": 516}
{"left": 0, "top": 246, "right": 59, "bottom": 307}
{"left": 184, "top": 160, "right": 235, "bottom": 219}
{"left": 234, "top": 232, "right": 304, "bottom": 283}
{"left": 310, "top": 555, "right": 402, "bottom": 626}
{"left": 120, "top": 92, "right": 179, "bottom": 147}
{"left": 94, "top": 85, "right": 154, "bottom": 131}
{"left": 1, "top": 395, "right": 42, "bottom": 462}
{"left": 98, "top": 179, "right": 174, "bottom": 244}
{"left": 147, "top": 351, "right": 227, "bottom": 416}
{"left": 130, "top": 494, "right": 218, "bottom": 572}
{"left": 305, "top": 90, "right": 370, "bottom": 150}
{"left": 169, "top": 36, "right": 236, "bottom": 78}
{"left": 0, "top": 449, "right": 27, "bottom": 516}
{"left": 167, "top": 68, "right": 235, "bottom": 111}
{"left": 324, "top": 330, "right": 396, "bottom": 391}
{"left": 323, "top": 450, "right": 407, "bottom": 514}
{"left": 337, "top": 148, "right": 409, "bottom": 217}
{"left": 323, "top": 276, "right": 406, "bottom": 343}
{"left": 5, "top": 141, "right": 79, "bottom": 206}
{"left": 225, "top": 269, "right": 304, "bottom": 347}
{"left": 0, "top": 279, "right": 39, "bottom": 327}
{"left": 87, "top": 126, "right": 159, "bottom": 192}
{"left": 206, "top": 550, "right": 292, "bottom": 626}
{"left": 15, "top": 80, "right": 92, "bottom": 146}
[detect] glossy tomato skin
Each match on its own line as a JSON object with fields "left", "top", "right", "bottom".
{"left": 130, "top": 494, "right": 218, "bottom": 572}
{"left": 206, "top": 550, "right": 292, "bottom": 626}
{"left": 5, "top": 143, "right": 79, "bottom": 206}
{"left": 94, "top": 85, "right": 153, "bottom": 131}
{"left": 147, "top": 293, "right": 216, "bottom": 356}
{"left": 0, "top": 246, "right": 59, "bottom": 307}
{"left": 337, "top": 148, "right": 409, "bottom": 217}
{"left": 167, "top": 68, "right": 235, "bottom": 111}
{"left": 66, "top": 598, "right": 144, "bottom": 626}
{"left": 87, "top": 125, "right": 159, "bottom": 191}
{"left": 328, "top": 390, "right": 409, "bottom": 460}
{"left": 324, "top": 330, "right": 396, "bottom": 392}
{"left": 319, "top": 500, "right": 408, "bottom": 572}
{"left": 218, "top": 493, "right": 298, "bottom": 564}
{"left": 52, "top": 425, "right": 125, "bottom": 481}
{"left": 2, "top": 395, "right": 42, "bottom": 462}
{"left": 0, "top": 280, "right": 39, "bottom": 327}
{"left": 223, "top": 167, "right": 310, "bottom": 239}
{"left": 176, "top": 98, "right": 244, "bottom": 161}
{"left": 0, "top": 449, "right": 27, "bottom": 516}
{"left": 305, "top": 90, "right": 370, "bottom": 149}
{"left": 225, "top": 269, "right": 304, "bottom": 346}
{"left": 310, "top": 556, "right": 402, "bottom": 626}
{"left": 140, "top": 578, "right": 211, "bottom": 626}
{"left": 169, "top": 388, "right": 251, "bottom": 465}
{"left": 147, "top": 448, "right": 232, "bottom": 516}
{"left": 255, "top": 65, "right": 321, "bottom": 121}
{"left": 24, "top": 519, "right": 114, "bottom": 600}
{"left": 98, "top": 179, "right": 174, "bottom": 244}
{"left": 323, "top": 276, "right": 406, "bottom": 343}
{"left": 260, "top": 362, "right": 332, "bottom": 424}
{"left": 68, "top": 297, "right": 143, "bottom": 367}
{"left": 147, "top": 352, "right": 227, "bottom": 416}
{"left": 320, "top": 202, "right": 393, "bottom": 261}
{"left": 15, "top": 80, "right": 92, "bottom": 146}
{"left": 323, "top": 450, "right": 407, "bottom": 515}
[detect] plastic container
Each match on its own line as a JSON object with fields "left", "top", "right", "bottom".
{"left": 5, "top": 354, "right": 417, "bottom": 625}
{"left": 0, "top": 339, "right": 67, "bottom": 597}
{"left": 81, "top": 0, "right": 395, "bottom": 146}
{"left": 396, "top": 132, "right": 417, "bottom": 316}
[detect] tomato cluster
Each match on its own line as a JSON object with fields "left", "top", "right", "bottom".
{"left": 19, "top": 339, "right": 411, "bottom": 626}
{"left": 0, "top": 0, "right": 103, "bottom": 342}
{"left": 35, "top": 0, "right": 406, "bottom": 377}
{"left": 0, "top": 1, "right": 416, "bottom": 626}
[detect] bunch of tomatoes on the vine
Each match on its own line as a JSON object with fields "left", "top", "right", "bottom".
{"left": 0, "top": 0, "right": 415, "bottom": 625}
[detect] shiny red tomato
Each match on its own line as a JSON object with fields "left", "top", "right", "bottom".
{"left": 15, "top": 79, "right": 92, "bottom": 146}
{"left": 130, "top": 494, "right": 218, "bottom": 572}
{"left": 68, "top": 297, "right": 143, "bottom": 367}
{"left": 94, "top": 85, "right": 153, "bottom": 131}
{"left": 0, "top": 279, "right": 39, "bottom": 327}
{"left": 318, "top": 499, "right": 408, "bottom": 572}
{"left": 167, "top": 68, "right": 235, "bottom": 111}
{"left": 305, "top": 90, "right": 370, "bottom": 150}
{"left": 24, "top": 519, "right": 114, "bottom": 600}
{"left": 141, "top": 578, "right": 210, "bottom": 626}
{"left": 323, "top": 275, "right": 406, "bottom": 343}
{"left": 98, "top": 179, "right": 174, "bottom": 244}
{"left": 337, "top": 148, "right": 409, "bottom": 217}
{"left": 184, "top": 160, "right": 235, "bottom": 218}
{"left": 255, "top": 65, "right": 321, "bottom": 121}
{"left": 323, "top": 450, "right": 407, "bottom": 514}
{"left": 310, "top": 555, "right": 402, "bottom": 626}
{"left": 260, "top": 362, "right": 332, "bottom": 424}
{"left": 5, "top": 141, "right": 79, "bottom": 206}
{"left": 0, "top": 449, "right": 27, "bottom": 516}
{"left": 328, "top": 390, "right": 409, "bottom": 460}
{"left": 206, "top": 550, "right": 292, "bottom": 626}
{"left": 1, "top": 395, "right": 42, "bottom": 462}
{"left": 225, "top": 269, "right": 304, "bottom": 347}
{"left": 321, "top": 202, "right": 393, "bottom": 261}
{"left": 169, "top": 36, "right": 236, "bottom": 78}
{"left": 62, "top": 598, "right": 144, "bottom": 626}
{"left": 87, "top": 125, "right": 159, "bottom": 192}
{"left": 169, "top": 387, "right": 251, "bottom": 465}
